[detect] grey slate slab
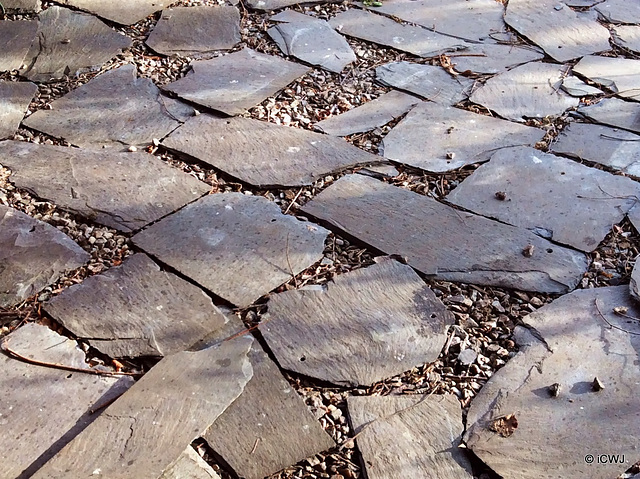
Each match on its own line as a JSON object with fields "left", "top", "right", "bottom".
{"left": 560, "top": 76, "right": 602, "bottom": 97}
{"left": 146, "top": 6, "right": 241, "bottom": 56}
{"left": 31, "top": 336, "right": 254, "bottom": 479}
{"left": 505, "top": 0, "right": 611, "bottom": 62}
{"left": 0, "top": 20, "right": 38, "bottom": 72}
{"left": 631, "top": 260, "right": 640, "bottom": 302}
{"left": 573, "top": 55, "right": 640, "bottom": 102}
{"left": 577, "top": 98, "right": 640, "bottom": 134}
{"left": 449, "top": 43, "right": 544, "bottom": 75}
{"left": 465, "top": 286, "right": 640, "bottom": 479}
{"left": 614, "top": 25, "right": 640, "bottom": 53}
{"left": 0, "top": 81, "right": 37, "bottom": 140}
{"left": 23, "top": 64, "right": 193, "bottom": 149}
{"left": 314, "top": 90, "right": 420, "bottom": 136}
{"left": 330, "top": 9, "right": 467, "bottom": 58}
{"left": 58, "top": 0, "right": 167, "bottom": 25}
{"left": 381, "top": 102, "right": 544, "bottom": 172}
{"left": 162, "top": 49, "right": 309, "bottom": 116}
{"left": 162, "top": 114, "right": 382, "bottom": 187}
{"left": 469, "top": 62, "right": 580, "bottom": 121}
{"left": 596, "top": 0, "right": 640, "bottom": 24}
{"left": 1, "top": 324, "right": 133, "bottom": 479}
{"left": 301, "top": 174, "right": 588, "bottom": 294}
{"left": 348, "top": 395, "right": 473, "bottom": 479}
{"left": 260, "top": 257, "right": 454, "bottom": 386}
{"left": 204, "top": 343, "right": 334, "bottom": 479}
{"left": 160, "top": 448, "right": 221, "bottom": 479}
{"left": 0, "top": 205, "right": 89, "bottom": 307}
{"left": 45, "top": 254, "right": 227, "bottom": 358}
{"left": 133, "top": 193, "right": 329, "bottom": 307}
{"left": 0, "top": 140, "right": 208, "bottom": 232}
{"left": 376, "top": 62, "right": 473, "bottom": 106}
{"left": 3, "top": 0, "right": 40, "bottom": 12}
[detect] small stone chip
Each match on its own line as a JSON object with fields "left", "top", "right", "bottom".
{"left": 522, "top": 244, "right": 535, "bottom": 257}
{"left": 489, "top": 414, "right": 519, "bottom": 438}
{"left": 613, "top": 306, "right": 629, "bottom": 316}
{"left": 446, "top": 151, "right": 456, "bottom": 159}
{"left": 548, "top": 383, "right": 561, "bottom": 397}
{"left": 592, "top": 377, "right": 604, "bottom": 392}
{"left": 495, "top": 191, "right": 507, "bottom": 201}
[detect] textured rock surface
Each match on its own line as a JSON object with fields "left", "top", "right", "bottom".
{"left": 577, "top": 98, "right": 640, "bottom": 134}
{"left": 0, "top": 20, "right": 38, "bottom": 72}
{"left": 573, "top": 55, "right": 640, "bottom": 101}
{"left": 560, "top": 76, "right": 602, "bottom": 96}
{"left": 3, "top": 0, "right": 40, "bottom": 12}
{"left": 0, "top": 81, "right": 38, "bottom": 140}
{"left": 613, "top": 25, "right": 640, "bottom": 53}
{"left": 631, "top": 260, "right": 640, "bottom": 302}
{"left": 58, "top": 0, "right": 167, "bottom": 25}
{"left": 450, "top": 43, "right": 544, "bottom": 74}
{"left": 596, "top": 0, "right": 640, "bottom": 24}
{"left": 160, "top": 448, "right": 221, "bottom": 479}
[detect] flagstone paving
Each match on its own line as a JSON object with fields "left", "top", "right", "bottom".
{"left": 0, "top": 20, "right": 38, "bottom": 72}
{"left": 0, "top": 82, "right": 37, "bottom": 139}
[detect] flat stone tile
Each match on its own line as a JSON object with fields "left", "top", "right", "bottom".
{"left": 0, "top": 205, "right": 89, "bottom": 307}
{"left": 614, "top": 25, "right": 640, "bottom": 53}
{"left": 1, "top": 324, "right": 133, "bottom": 479}
{"left": 160, "top": 448, "right": 221, "bottom": 479}
{"left": 204, "top": 342, "right": 334, "bottom": 479}
{"left": 0, "top": 141, "right": 208, "bottom": 231}
{"left": 596, "top": 0, "right": 640, "bottom": 24}
{"left": 315, "top": 90, "right": 420, "bottom": 136}
{"left": 0, "top": 20, "right": 38, "bottom": 72}
{"left": 162, "top": 49, "right": 309, "bottom": 116}
{"left": 551, "top": 122, "right": 640, "bottom": 176}
{"left": 162, "top": 114, "right": 381, "bottom": 187}
{"left": 330, "top": 9, "right": 466, "bottom": 58}
{"left": 465, "top": 286, "right": 640, "bottom": 479}
{"left": 577, "top": 98, "right": 640, "bottom": 134}
{"left": 348, "top": 395, "right": 473, "bottom": 479}
{"left": 573, "top": 55, "right": 640, "bottom": 102}
{"left": 376, "top": 61, "right": 473, "bottom": 106}
{"left": 133, "top": 193, "right": 329, "bottom": 307}
{"left": 31, "top": 336, "right": 254, "bottom": 479}
{"left": 301, "top": 174, "right": 588, "bottom": 293}
{"left": 3, "top": 0, "right": 40, "bottom": 12}
{"left": 24, "top": 64, "right": 193, "bottom": 149}
{"left": 381, "top": 102, "right": 544, "bottom": 172}
{"left": 450, "top": 43, "right": 544, "bottom": 75}
{"left": 560, "top": 76, "right": 602, "bottom": 96}
{"left": 505, "top": 0, "right": 611, "bottom": 62}
{"left": 58, "top": 0, "right": 167, "bottom": 25}
{"left": 470, "top": 62, "right": 580, "bottom": 121}
{"left": 446, "top": 146, "right": 640, "bottom": 252}
{"left": 261, "top": 257, "right": 454, "bottom": 386}
{"left": 146, "top": 6, "right": 241, "bottom": 56}
{"left": 0, "top": 81, "right": 37, "bottom": 140}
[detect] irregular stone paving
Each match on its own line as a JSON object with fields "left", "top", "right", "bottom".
{"left": 0, "top": 82, "right": 38, "bottom": 139}
{"left": 449, "top": 43, "right": 544, "bottom": 75}
{"left": 577, "top": 98, "right": 640, "bottom": 134}
{"left": 613, "top": 25, "right": 640, "bottom": 53}
{"left": 0, "top": 20, "right": 38, "bottom": 72}
{"left": 573, "top": 55, "right": 640, "bottom": 101}
{"left": 57, "top": 0, "right": 167, "bottom": 25}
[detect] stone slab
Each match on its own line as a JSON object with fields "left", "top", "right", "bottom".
{"left": 3, "top": 0, "right": 40, "bottom": 12}
{"left": 162, "top": 49, "right": 310, "bottom": 116}
{"left": 614, "top": 25, "right": 640, "bottom": 54}
{"left": 146, "top": 6, "right": 241, "bottom": 56}
{"left": 381, "top": 102, "right": 544, "bottom": 172}
{"left": 301, "top": 174, "right": 588, "bottom": 293}
{"left": 260, "top": 257, "right": 454, "bottom": 386}
{"left": 133, "top": 193, "right": 329, "bottom": 307}
{"left": 163, "top": 114, "right": 381, "bottom": 187}
{"left": 505, "top": 0, "right": 611, "bottom": 62}
{"left": 0, "top": 140, "right": 208, "bottom": 231}
{"left": 465, "top": 286, "right": 640, "bottom": 479}
{"left": 0, "top": 81, "right": 37, "bottom": 140}
{"left": 24, "top": 64, "right": 193, "bottom": 149}
{"left": 0, "top": 205, "right": 89, "bottom": 307}
{"left": 160, "top": 448, "right": 221, "bottom": 479}
{"left": 596, "top": 0, "right": 640, "bottom": 24}
{"left": 577, "top": 98, "right": 640, "bottom": 134}
{"left": 449, "top": 43, "right": 544, "bottom": 75}
{"left": 573, "top": 55, "right": 640, "bottom": 102}
{"left": 314, "top": 90, "right": 420, "bottom": 136}
{"left": 348, "top": 394, "right": 473, "bottom": 479}
{"left": 0, "top": 20, "right": 38, "bottom": 72}
{"left": 631, "top": 260, "right": 640, "bottom": 302}
{"left": 560, "top": 76, "right": 602, "bottom": 97}
{"left": 1, "top": 324, "right": 133, "bottom": 479}
{"left": 470, "top": 62, "right": 580, "bottom": 121}
{"left": 58, "top": 0, "right": 167, "bottom": 25}
{"left": 31, "top": 336, "right": 254, "bottom": 479}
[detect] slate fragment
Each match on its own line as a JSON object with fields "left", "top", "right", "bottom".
{"left": 449, "top": 43, "right": 544, "bottom": 75}
{"left": 577, "top": 98, "right": 640, "bottom": 134}
{"left": 595, "top": 0, "right": 640, "bottom": 24}
{"left": 0, "top": 81, "right": 38, "bottom": 140}
{"left": 0, "top": 20, "right": 38, "bottom": 72}
{"left": 58, "top": 0, "right": 167, "bottom": 25}
{"left": 301, "top": 174, "right": 588, "bottom": 293}
{"left": 560, "top": 76, "right": 602, "bottom": 97}
{"left": 613, "top": 25, "right": 640, "bottom": 54}
{"left": 631, "top": 260, "right": 640, "bottom": 302}
{"left": 159, "top": 448, "right": 221, "bottom": 479}
{"left": 573, "top": 55, "right": 640, "bottom": 101}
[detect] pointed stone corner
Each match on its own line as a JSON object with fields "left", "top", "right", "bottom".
{"left": 160, "top": 447, "right": 221, "bottom": 479}
{"left": 577, "top": 98, "right": 640, "bottom": 134}
{"left": 561, "top": 76, "right": 602, "bottom": 97}
{"left": 162, "top": 114, "right": 381, "bottom": 187}
{"left": 31, "top": 336, "right": 254, "bottom": 479}
{"left": 381, "top": 102, "right": 543, "bottom": 172}
{"left": 162, "top": 49, "right": 310, "bottom": 116}
{"left": 23, "top": 64, "right": 193, "bottom": 149}
{"left": 132, "top": 193, "right": 329, "bottom": 307}
{"left": 59, "top": 0, "right": 167, "bottom": 25}
{"left": 0, "top": 205, "right": 89, "bottom": 308}
{"left": 465, "top": 286, "right": 640, "bottom": 479}
{"left": 0, "top": 81, "right": 38, "bottom": 140}
{"left": 260, "top": 257, "right": 453, "bottom": 386}
{"left": 0, "top": 20, "right": 38, "bottom": 73}
{"left": 573, "top": 55, "right": 640, "bottom": 102}
{"left": 300, "top": 174, "right": 588, "bottom": 294}
{"left": 348, "top": 394, "right": 473, "bottom": 479}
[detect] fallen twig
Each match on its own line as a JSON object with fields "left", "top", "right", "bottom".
{"left": 594, "top": 299, "right": 640, "bottom": 336}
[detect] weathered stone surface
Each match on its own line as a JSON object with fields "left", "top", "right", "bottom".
{"left": 0, "top": 81, "right": 37, "bottom": 140}
{"left": 160, "top": 448, "right": 221, "bottom": 479}
{"left": 3, "top": 0, "right": 40, "bottom": 12}
{"left": 376, "top": 62, "right": 473, "bottom": 106}
{"left": 204, "top": 342, "right": 334, "bottom": 479}
{"left": 133, "top": 193, "right": 328, "bottom": 307}
{"left": 24, "top": 64, "right": 193, "bottom": 149}
{"left": 560, "top": 76, "right": 602, "bottom": 96}
{"left": 45, "top": 254, "right": 227, "bottom": 358}
{"left": 162, "top": 114, "right": 381, "bottom": 187}
{"left": 0, "top": 205, "right": 89, "bottom": 307}
{"left": 330, "top": 9, "right": 466, "bottom": 58}
{"left": 596, "top": 0, "right": 640, "bottom": 24}
{"left": 573, "top": 55, "right": 640, "bottom": 102}
{"left": 348, "top": 394, "right": 473, "bottom": 479}
{"left": 301, "top": 174, "right": 588, "bottom": 293}
{"left": 449, "top": 43, "right": 544, "bottom": 75}
{"left": 315, "top": 90, "right": 420, "bottom": 136}
{"left": 470, "top": 62, "right": 580, "bottom": 121}
{"left": 447, "top": 147, "right": 640, "bottom": 252}
{"left": 0, "top": 20, "right": 37, "bottom": 72}
{"left": 22, "top": 6, "right": 131, "bottom": 82}
{"left": 261, "top": 257, "right": 454, "bottom": 386}
{"left": 32, "top": 336, "right": 254, "bottom": 479}
{"left": 614, "top": 25, "right": 640, "bottom": 54}
{"left": 245, "top": 0, "right": 310, "bottom": 11}
{"left": 631, "top": 260, "right": 640, "bottom": 302}
{"left": 162, "top": 49, "right": 309, "bottom": 116}
{"left": 146, "top": 6, "right": 241, "bottom": 56}
{"left": 58, "top": 0, "right": 167, "bottom": 25}
{"left": 505, "top": 0, "right": 611, "bottom": 62}
{"left": 577, "top": 98, "right": 640, "bottom": 134}
{"left": 1, "top": 324, "right": 133, "bottom": 479}
{"left": 465, "top": 286, "right": 640, "bottom": 479}
{"left": 381, "top": 102, "right": 543, "bottom": 172}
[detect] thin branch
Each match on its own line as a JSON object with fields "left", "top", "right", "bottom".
{"left": 285, "top": 232, "right": 299, "bottom": 288}
{"left": 284, "top": 187, "right": 304, "bottom": 215}
{"left": 593, "top": 299, "right": 640, "bottom": 336}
